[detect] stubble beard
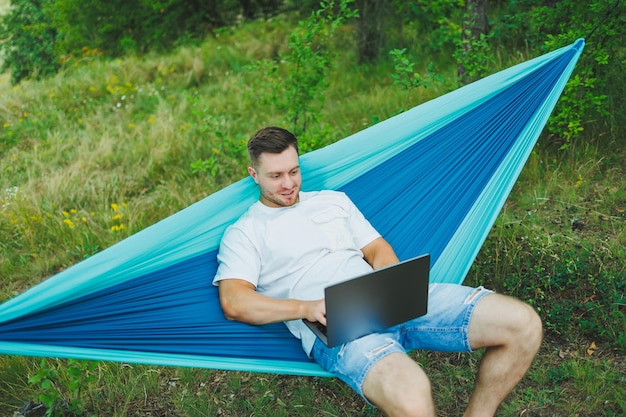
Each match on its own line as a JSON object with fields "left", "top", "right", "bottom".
{"left": 261, "top": 187, "right": 300, "bottom": 208}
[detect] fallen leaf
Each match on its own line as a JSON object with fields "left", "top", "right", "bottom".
{"left": 586, "top": 341, "right": 597, "bottom": 356}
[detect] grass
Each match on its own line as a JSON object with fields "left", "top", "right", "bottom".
{"left": 1, "top": 11, "right": 625, "bottom": 417}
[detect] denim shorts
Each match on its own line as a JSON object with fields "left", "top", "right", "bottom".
{"left": 310, "top": 283, "right": 493, "bottom": 400}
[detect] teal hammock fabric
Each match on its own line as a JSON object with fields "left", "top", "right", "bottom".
{"left": 0, "top": 39, "right": 584, "bottom": 376}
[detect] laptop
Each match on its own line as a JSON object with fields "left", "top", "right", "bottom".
{"left": 303, "top": 253, "right": 430, "bottom": 347}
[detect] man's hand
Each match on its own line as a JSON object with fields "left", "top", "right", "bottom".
{"left": 302, "top": 299, "right": 326, "bottom": 326}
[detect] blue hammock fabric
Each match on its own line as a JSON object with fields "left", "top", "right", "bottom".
{"left": 0, "top": 39, "right": 584, "bottom": 376}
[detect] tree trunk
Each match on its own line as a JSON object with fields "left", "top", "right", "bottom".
{"left": 355, "top": 0, "right": 387, "bottom": 64}
{"left": 458, "top": 0, "right": 489, "bottom": 84}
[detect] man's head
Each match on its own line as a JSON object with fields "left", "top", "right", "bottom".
{"left": 247, "top": 127, "right": 302, "bottom": 208}
{"left": 247, "top": 126, "right": 299, "bottom": 167}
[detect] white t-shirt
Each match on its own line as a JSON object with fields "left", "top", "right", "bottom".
{"left": 213, "top": 190, "right": 381, "bottom": 354}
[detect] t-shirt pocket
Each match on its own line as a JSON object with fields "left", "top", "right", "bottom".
{"left": 310, "top": 206, "right": 355, "bottom": 251}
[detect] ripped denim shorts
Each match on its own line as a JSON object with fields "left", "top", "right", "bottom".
{"left": 310, "top": 283, "right": 493, "bottom": 400}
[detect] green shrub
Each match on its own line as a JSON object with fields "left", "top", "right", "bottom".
{"left": 495, "top": 0, "right": 625, "bottom": 146}
{"left": 242, "top": 0, "right": 358, "bottom": 150}
{"left": 0, "top": 0, "right": 60, "bottom": 85}
{"left": 470, "top": 217, "right": 625, "bottom": 353}
{"left": 28, "top": 359, "right": 98, "bottom": 416}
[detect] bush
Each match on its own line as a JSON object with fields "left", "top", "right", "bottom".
{"left": 0, "top": 0, "right": 60, "bottom": 85}
{"left": 1, "top": 0, "right": 288, "bottom": 84}
{"left": 495, "top": 0, "right": 625, "bottom": 147}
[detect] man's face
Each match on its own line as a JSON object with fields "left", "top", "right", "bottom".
{"left": 248, "top": 146, "right": 302, "bottom": 208}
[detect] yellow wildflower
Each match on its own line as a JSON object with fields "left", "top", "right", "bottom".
{"left": 110, "top": 224, "right": 126, "bottom": 232}
{"left": 63, "top": 219, "right": 76, "bottom": 229}
{"left": 575, "top": 173, "right": 583, "bottom": 188}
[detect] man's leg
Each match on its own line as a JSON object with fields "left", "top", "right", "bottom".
{"left": 312, "top": 285, "right": 541, "bottom": 417}
{"left": 311, "top": 332, "right": 436, "bottom": 417}
{"left": 362, "top": 352, "right": 435, "bottom": 417}
{"left": 463, "top": 293, "right": 543, "bottom": 417}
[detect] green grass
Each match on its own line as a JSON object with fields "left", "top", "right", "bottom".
{"left": 1, "top": 12, "right": 624, "bottom": 417}
{"left": 2, "top": 351, "right": 623, "bottom": 416}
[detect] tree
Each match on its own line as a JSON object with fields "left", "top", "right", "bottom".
{"left": 498, "top": 0, "right": 625, "bottom": 145}
{"left": 457, "top": 0, "right": 489, "bottom": 84}
{"left": 355, "top": 0, "right": 389, "bottom": 64}
{"left": 0, "top": 0, "right": 59, "bottom": 85}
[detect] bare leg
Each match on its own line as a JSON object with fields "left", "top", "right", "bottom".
{"left": 463, "top": 293, "right": 543, "bottom": 417}
{"left": 363, "top": 352, "right": 436, "bottom": 417}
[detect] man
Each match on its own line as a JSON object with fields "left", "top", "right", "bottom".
{"left": 214, "top": 126, "right": 543, "bottom": 417}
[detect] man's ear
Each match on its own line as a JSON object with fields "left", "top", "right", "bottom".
{"left": 248, "top": 166, "right": 259, "bottom": 184}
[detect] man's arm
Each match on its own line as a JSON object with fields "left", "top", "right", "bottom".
{"left": 218, "top": 279, "right": 327, "bottom": 325}
{"left": 361, "top": 237, "right": 399, "bottom": 270}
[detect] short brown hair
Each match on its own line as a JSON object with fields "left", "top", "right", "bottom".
{"left": 247, "top": 127, "right": 299, "bottom": 167}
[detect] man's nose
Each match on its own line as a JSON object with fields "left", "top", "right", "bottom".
{"left": 282, "top": 175, "right": 294, "bottom": 188}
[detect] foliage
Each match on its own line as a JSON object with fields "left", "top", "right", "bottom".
{"left": 465, "top": 144, "right": 626, "bottom": 353}
{"left": 401, "top": 0, "right": 463, "bottom": 54}
{"left": 0, "top": 0, "right": 287, "bottom": 83}
{"left": 282, "top": 0, "right": 357, "bottom": 139}
{"left": 489, "top": 242, "right": 625, "bottom": 351}
{"left": 0, "top": 0, "right": 60, "bottom": 85}
{"left": 453, "top": 4, "right": 494, "bottom": 85}
{"left": 389, "top": 48, "right": 443, "bottom": 110}
{"left": 246, "top": 0, "right": 358, "bottom": 148}
{"left": 188, "top": 95, "right": 248, "bottom": 179}
{"left": 495, "top": 0, "right": 625, "bottom": 146}
{"left": 28, "top": 359, "right": 98, "bottom": 416}
{"left": 49, "top": 0, "right": 251, "bottom": 57}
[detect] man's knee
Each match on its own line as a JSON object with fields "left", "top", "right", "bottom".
{"left": 363, "top": 353, "right": 435, "bottom": 417}
{"left": 470, "top": 293, "right": 543, "bottom": 350}
{"left": 516, "top": 300, "right": 543, "bottom": 349}
{"left": 501, "top": 296, "right": 543, "bottom": 344}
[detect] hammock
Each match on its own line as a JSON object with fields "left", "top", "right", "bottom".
{"left": 0, "top": 39, "right": 584, "bottom": 376}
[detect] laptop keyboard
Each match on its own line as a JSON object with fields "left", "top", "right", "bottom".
{"left": 313, "top": 321, "right": 328, "bottom": 336}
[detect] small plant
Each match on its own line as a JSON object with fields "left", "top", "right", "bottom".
{"left": 186, "top": 97, "right": 248, "bottom": 178}
{"left": 28, "top": 358, "right": 99, "bottom": 416}
{"left": 248, "top": 0, "right": 358, "bottom": 146}
{"left": 453, "top": 32, "right": 494, "bottom": 85}
{"left": 389, "top": 48, "right": 442, "bottom": 111}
